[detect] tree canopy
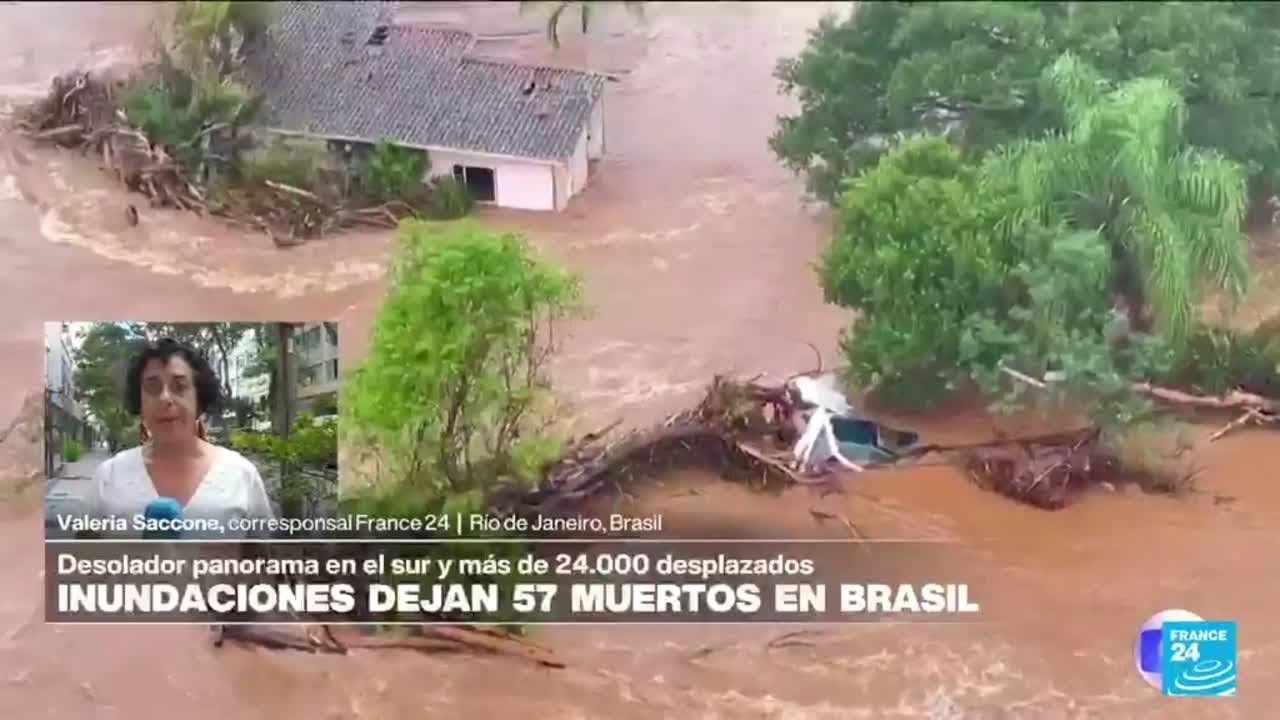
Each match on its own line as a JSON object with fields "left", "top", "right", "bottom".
{"left": 819, "top": 51, "right": 1254, "bottom": 420}
{"left": 73, "top": 323, "right": 148, "bottom": 452}
{"left": 772, "top": 1, "right": 1280, "bottom": 201}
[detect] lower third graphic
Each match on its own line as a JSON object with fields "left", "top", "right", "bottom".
{"left": 1134, "top": 609, "right": 1237, "bottom": 696}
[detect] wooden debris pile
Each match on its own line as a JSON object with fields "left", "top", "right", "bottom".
{"left": 512, "top": 368, "right": 1280, "bottom": 514}
{"left": 208, "top": 179, "right": 416, "bottom": 246}
{"left": 13, "top": 71, "right": 427, "bottom": 244}
{"left": 512, "top": 376, "right": 806, "bottom": 515}
{"left": 509, "top": 373, "right": 1134, "bottom": 515}
{"left": 961, "top": 428, "right": 1118, "bottom": 510}
{"left": 15, "top": 71, "right": 211, "bottom": 212}
{"left": 15, "top": 71, "right": 119, "bottom": 144}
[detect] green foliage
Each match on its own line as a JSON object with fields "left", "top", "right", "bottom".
{"left": 990, "top": 53, "right": 1249, "bottom": 344}
{"left": 173, "top": 0, "right": 274, "bottom": 77}
{"left": 121, "top": 65, "right": 259, "bottom": 173}
{"left": 229, "top": 411, "right": 337, "bottom": 517}
{"left": 61, "top": 437, "right": 83, "bottom": 463}
{"left": 341, "top": 222, "right": 583, "bottom": 625}
{"left": 821, "top": 51, "right": 1255, "bottom": 427}
{"left": 344, "top": 219, "right": 585, "bottom": 500}
{"left": 357, "top": 139, "right": 427, "bottom": 203}
{"left": 73, "top": 323, "right": 149, "bottom": 453}
{"left": 773, "top": 2, "right": 1280, "bottom": 200}
{"left": 427, "top": 176, "right": 474, "bottom": 219}
{"left": 237, "top": 138, "right": 334, "bottom": 194}
{"left": 821, "top": 135, "right": 1024, "bottom": 406}
{"left": 1148, "top": 326, "right": 1280, "bottom": 396}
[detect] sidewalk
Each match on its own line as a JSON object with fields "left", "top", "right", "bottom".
{"left": 45, "top": 449, "right": 111, "bottom": 532}
{"left": 54, "top": 449, "right": 111, "bottom": 480}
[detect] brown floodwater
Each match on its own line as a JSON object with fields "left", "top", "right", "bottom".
{"left": 1, "top": 1, "right": 1278, "bottom": 717}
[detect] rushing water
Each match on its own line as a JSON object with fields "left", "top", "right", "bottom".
{"left": 1, "top": 2, "right": 1277, "bottom": 717}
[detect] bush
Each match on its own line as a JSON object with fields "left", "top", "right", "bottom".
{"left": 341, "top": 220, "right": 583, "bottom": 625}
{"left": 357, "top": 139, "right": 427, "bottom": 203}
{"left": 238, "top": 138, "right": 334, "bottom": 193}
{"left": 427, "top": 176, "right": 474, "bottom": 219}
{"left": 1144, "top": 326, "right": 1280, "bottom": 397}
{"left": 344, "top": 219, "right": 584, "bottom": 499}
{"left": 61, "top": 437, "right": 83, "bottom": 463}
{"left": 121, "top": 61, "right": 258, "bottom": 174}
{"left": 229, "top": 412, "right": 337, "bottom": 518}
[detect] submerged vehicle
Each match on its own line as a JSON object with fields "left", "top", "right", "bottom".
{"left": 788, "top": 372, "right": 921, "bottom": 472}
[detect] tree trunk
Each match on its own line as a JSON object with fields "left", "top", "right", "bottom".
{"left": 275, "top": 323, "right": 294, "bottom": 439}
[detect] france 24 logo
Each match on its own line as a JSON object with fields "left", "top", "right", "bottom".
{"left": 1135, "top": 609, "right": 1237, "bottom": 696}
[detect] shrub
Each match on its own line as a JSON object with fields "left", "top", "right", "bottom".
{"left": 238, "top": 138, "right": 334, "bottom": 193}
{"left": 427, "top": 176, "right": 474, "bottom": 219}
{"left": 356, "top": 139, "right": 427, "bottom": 203}
{"left": 229, "top": 412, "right": 337, "bottom": 518}
{"left": 1145, "top": 326, "right": 1280, "bottom": 397}
{"left": 61, "top": 437, "right": 83, "bottom": 463}
{"left": 341, "top": 220, "right": 583, "bottom": 625}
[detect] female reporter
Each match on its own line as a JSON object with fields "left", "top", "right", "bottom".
{"left": 84, "top": 337, "right": 274, "bottom": 538}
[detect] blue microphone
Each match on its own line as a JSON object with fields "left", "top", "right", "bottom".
{"left": 143, "top": 497, "right": 184, "bottom": 539}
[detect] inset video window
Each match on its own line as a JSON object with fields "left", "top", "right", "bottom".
{"left": 43, "top": 321, "right": 340, "bottom": 539}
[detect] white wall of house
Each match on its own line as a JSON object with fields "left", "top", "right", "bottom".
{"left": 426, "top": 149, "right": 556, "bottom": 212}
{"left": 587, "top": 96, "right": 604, "bottom": 160}
{"left": 570, "top": 126, "right": 589, "bottom": 197}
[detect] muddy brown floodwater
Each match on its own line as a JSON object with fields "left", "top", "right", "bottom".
{"left": 1, "top": 2, "right": 1277, "bottom": 718}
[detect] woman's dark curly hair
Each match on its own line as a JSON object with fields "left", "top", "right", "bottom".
{"left": 123, "top": 338, "right": 222, "bottom": 416}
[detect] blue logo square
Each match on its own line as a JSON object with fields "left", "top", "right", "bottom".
{"left": 1139, "top": 628, "right": 1163, "bottom": 673}
{"left": 1161, "top": 621, "right": 1237, "bottom": 696}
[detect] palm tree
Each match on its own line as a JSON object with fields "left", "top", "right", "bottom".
{"left": 174, "top": 0, "right": 274, "bottom": 76}
{"left": 520, "top": 1, "right": 645, "bottom": 50}
{"left": 987, "top": 52, "right": 1249, "bottom": 345}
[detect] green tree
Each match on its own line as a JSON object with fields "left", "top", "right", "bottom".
{"left": 990, "top": 53, "right": 1249, "bottom": 344}
{"left": 344, "top": 220, "right": 584, "bottom": 499}
{"left": 819, "top": 135, "right": 1029, "bottom": 406}
{"left": 73, "top": 323, "right": 148, "bottom": 453}
{"left": 520, "top": 1, "right": 646, "bottom": 49}
{"left": 173, "top": 0, "right": 274, "bottom": 77}
{"left": 821, "top": 55, "right": 1252, "bottom": 420}
{"left": 772, "top": 2, "right": 1280, "bottom": 201}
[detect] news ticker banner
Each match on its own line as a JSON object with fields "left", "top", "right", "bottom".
{"left": 47, "top": 539, "right": 995, "bottom": 624}
{"left": 52, "top": 509, "right": 703, "bottom": 539}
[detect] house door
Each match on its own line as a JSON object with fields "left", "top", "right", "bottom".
{"left": 452, "top": 165, "right": 496, "bottom": 203}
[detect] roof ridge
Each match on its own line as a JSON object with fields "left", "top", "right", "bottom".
{"left": 460, "top": 55, "right": 606, "bottom": 78}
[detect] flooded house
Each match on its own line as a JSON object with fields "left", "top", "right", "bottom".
{"left": 246, "top": 1, "right": 607, "bottom": 212}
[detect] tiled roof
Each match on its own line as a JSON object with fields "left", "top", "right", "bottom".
{"left": 247, "top": 1, "right": 606, "bottom": 162}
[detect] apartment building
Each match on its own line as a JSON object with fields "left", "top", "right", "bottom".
{"left": 292, "top": 321, "right": 339, "bottom": 416}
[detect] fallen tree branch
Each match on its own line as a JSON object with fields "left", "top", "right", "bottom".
{"left": 1208, "top": 408, "right": 1279, "bottom": 441}
{"left": 1131, "top": 382, "right": 1277, "bottom": 414}
{"left": 264, "top": 179, "right": 323, "bottom": 202}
